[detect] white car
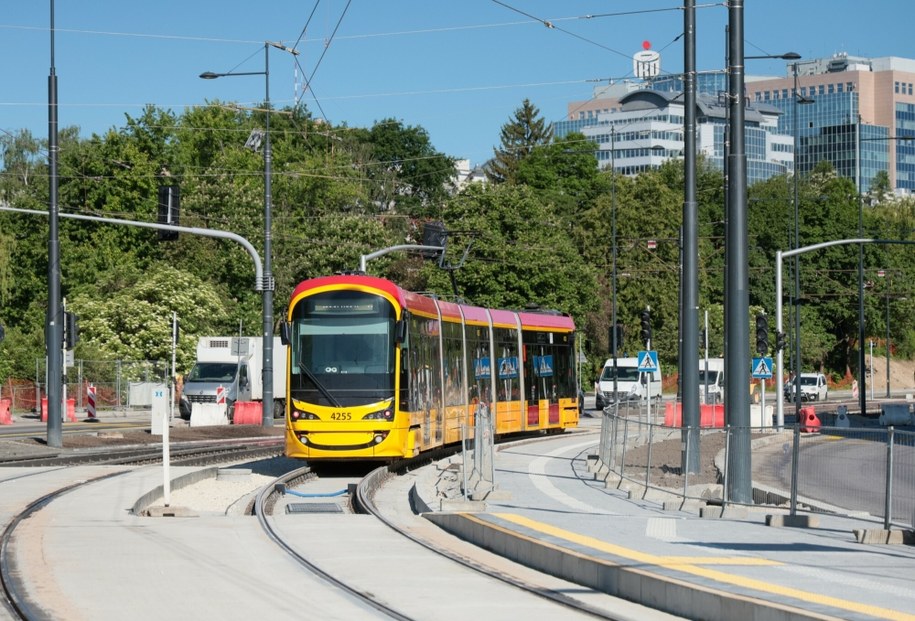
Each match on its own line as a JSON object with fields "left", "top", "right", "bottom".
{"left": 785, "top": 372, "right": 828, "bottom": 402}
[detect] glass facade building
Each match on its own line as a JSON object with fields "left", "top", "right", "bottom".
{"left": 745, "top": 54, "right": 915, "bottom": 194}
{"left": 556, "top": 89, "right": 791, "bottom": 186}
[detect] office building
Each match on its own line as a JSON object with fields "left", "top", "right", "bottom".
{"left": 556, "top": 87, "right": 791, "bottom": 186}
{"left": 746, "top": 53, "right": 915, "bottom": 193}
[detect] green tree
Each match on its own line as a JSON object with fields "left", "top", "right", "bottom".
{"left": 346, "top": 119, "right": 455, "bottom": 218}
{"left": 67, "top": 263, "right": 231, "bottom": 372}
{"left": 485, "top": 99, "right": 553, "bottom": 185}
{"left": 421, "top": 183, "right": 598, "bottom": 325}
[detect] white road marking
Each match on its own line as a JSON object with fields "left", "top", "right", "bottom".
{"left": 527, "top": 440, "right": 615, "bottom": 514}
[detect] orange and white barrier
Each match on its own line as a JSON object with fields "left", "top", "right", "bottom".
{"left": 0, "top": 398, "right": 12, "bottom": 425}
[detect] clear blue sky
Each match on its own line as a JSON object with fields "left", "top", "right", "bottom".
{"left": 3, "top": 1, "right": 913, "bottom": 167}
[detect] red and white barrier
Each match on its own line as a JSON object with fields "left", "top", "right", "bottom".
{"left": 800, "top": 406, "right": 821, "bottom": 433}
{"left": 0, "top": 398, "right": 12, "bottom": 425}
{"left": 85, "top": 384, "right": 98, "bottom": 422}
{"left": 233, "top": 401, "right": 262, "bottom": 425}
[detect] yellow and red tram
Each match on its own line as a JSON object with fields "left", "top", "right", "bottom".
{"left": 282, "top": 274, "right": 579, "bottom": 461}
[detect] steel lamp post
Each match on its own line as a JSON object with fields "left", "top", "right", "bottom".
{"left": 201, "top": 40, "right": 298, "bottom": 427}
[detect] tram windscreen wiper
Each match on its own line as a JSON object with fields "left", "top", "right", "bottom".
{"left": 298, "top": 360, "right": 342, "bottom": 408}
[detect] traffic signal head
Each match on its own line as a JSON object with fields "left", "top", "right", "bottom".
{"left": 639, "top": 308, "right": 652, "bottom": 345}
{"left": 755, "top": 313, "right": 769, "bottom": 356}
{"left": 775, "top": 330, "right": 787, "bottom": 352}
{"left": 64, "top": 311, "right": 79, "bottom": 350}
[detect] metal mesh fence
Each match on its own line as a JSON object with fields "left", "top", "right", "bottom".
{"left": 596, "top": 409, "right": 915, "bottom": 529}
{"left": 5, "top": 358, "right": 170, "bottom": 414}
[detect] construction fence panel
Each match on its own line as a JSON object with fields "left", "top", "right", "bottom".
{"left": 23, "top": 358, "right": 169, "bottom": 414}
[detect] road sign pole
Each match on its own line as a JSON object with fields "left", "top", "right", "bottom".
{"left": 760, "top": 378, "right": 766, "bottom": 428}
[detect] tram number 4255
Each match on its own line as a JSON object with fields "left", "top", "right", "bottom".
{"left": 330, "top": 412, "right": 352, "bottom": 421}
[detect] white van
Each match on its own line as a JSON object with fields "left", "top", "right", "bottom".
{"left": 594, "top": 356, "right": 663, "bottom": 409}
{"left": 698, "top": 358, "right": 724, "bottom": 404}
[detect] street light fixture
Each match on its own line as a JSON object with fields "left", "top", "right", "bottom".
{"left": 746, "top": 52, "right": 801, "bottom": 61}
{"left": 200, "top": 40, "right": 299, "bottom": 427}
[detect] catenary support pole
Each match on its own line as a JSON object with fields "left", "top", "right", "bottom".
{"left": 681, "top": 0, "right": 700, "bottom": 474}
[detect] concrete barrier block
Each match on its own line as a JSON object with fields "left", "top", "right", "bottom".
{"left": 853, "top": 529, "right": 915, "bottom": 544}
{"left": 190, "top": 402, "right": 229, "bottom": 427}
{"left": 765, "top": 513, "right": 820, "bottom": 528}
{"left": 879, "top": 403, "right": 913, "bottom": 426}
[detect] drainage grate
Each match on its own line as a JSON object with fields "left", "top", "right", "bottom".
{"left": 286, "top": 502, "right": 343, "bottom": 514}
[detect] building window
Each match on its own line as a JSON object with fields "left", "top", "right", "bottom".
{"left": 896, "top": 81, "right": 900, "bottom": 93}
{"left": 828, "top": 84, "right": 835, "bottom": 94}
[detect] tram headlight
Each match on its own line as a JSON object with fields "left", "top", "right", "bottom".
{"left": 362, "top": 407, "right": 394, "bottom": 421}
{"left": 290, "top": 406, "right": 319, "bottom": 421}
{"left": 372, "top": 431, "right": 389, "bottom": 444}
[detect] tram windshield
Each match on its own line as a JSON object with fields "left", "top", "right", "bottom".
{"left": 289, "top": 290, "right": 396, "bottom": 407}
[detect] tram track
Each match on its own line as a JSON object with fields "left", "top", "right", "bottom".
{"left": 355, "top": 462, "right": 630, "bottom": 621}
{"left": 254, "top": 466, "right": 417, "bottom": 620}
{"left": 248, "top": 438, "right": 631, "bottom": 621}
{"left": 3, "top": 431, "right": 636, "bottom": 620}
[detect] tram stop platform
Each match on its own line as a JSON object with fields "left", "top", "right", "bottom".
{"left": 413, "top": 431, "right": 915, "bottom": 621}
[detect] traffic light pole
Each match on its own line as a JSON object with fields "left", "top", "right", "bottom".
{"left": 640, "top": 307, "right": 653, "bottom": 420}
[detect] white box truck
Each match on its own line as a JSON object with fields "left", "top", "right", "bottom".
{"left": 594, "top": 356, "right": 663, "bottom": 409}
{"left": 179, "top": 336, "right": 286, "bottom": 421}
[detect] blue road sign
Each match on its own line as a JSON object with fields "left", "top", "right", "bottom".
{"left": 637, "top": 350, "right": 659, "bottom": 373}
{"left": 751, "top": 357, "right": 773, "bottom": 379}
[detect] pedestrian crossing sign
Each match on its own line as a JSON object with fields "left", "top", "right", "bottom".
{"left": 751, "top": 357, "right": 773, "bottom": 379}
{"left": 637, "top": 350, "right": 659, "bottom": 373}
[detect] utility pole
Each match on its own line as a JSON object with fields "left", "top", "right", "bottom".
{"left": 681, "top": 0, "right": 700, "bottom": 474}
{"left": 725, "top": 0, "right": 752, "bottom": 503}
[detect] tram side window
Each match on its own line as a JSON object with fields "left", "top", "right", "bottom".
{"left": 552, "top": 332, "right": 575, "bottom": 400}
{"left": 443, "top": 321, "right": 464, "bottom": 407}
{"left": 406, "top": 315, "right": 443, "bottom": 413}
{"left": 467, "top": 326, "right": 491, "bottom": 406}
{"left": 493, "top": 326, "right": 519, "bottom": 402}
{"left": 399, "top": 320, "right": 411, "bottom": 410}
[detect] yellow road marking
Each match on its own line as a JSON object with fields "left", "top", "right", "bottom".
{"left": 492, "top": 512, "right": 915, "bottom": 621}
